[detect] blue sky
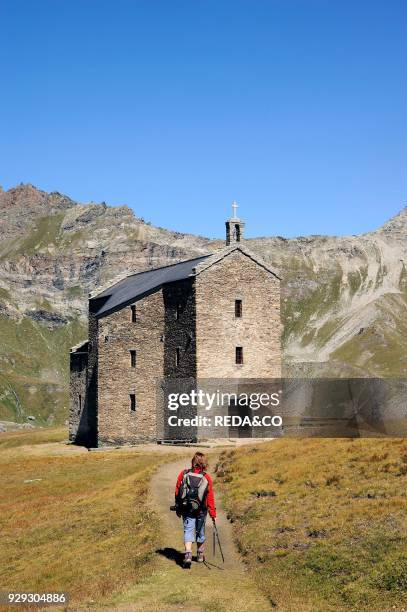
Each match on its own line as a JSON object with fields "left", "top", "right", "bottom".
{"left": 1, "top": 0, "right": 406, "bottom": 239}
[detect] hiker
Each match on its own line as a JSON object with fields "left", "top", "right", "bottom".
{"left": 174, "top": 452, "right": 216, "bottom": 568}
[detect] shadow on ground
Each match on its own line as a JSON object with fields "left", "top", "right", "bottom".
{"left": 156, "top": 546, "right": 226, "bottom": 571}
{"left": 156, "top": 547, "right": 185, "bottom": 567}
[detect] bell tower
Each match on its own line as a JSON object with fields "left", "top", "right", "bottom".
{"left": 225, "top": 201, "right": 245, "bottom": 245}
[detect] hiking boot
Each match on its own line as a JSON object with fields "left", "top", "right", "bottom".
{"left": 183, "top": 551, "right": 192, "bottom": 569}
{"left": 197, "top": 543, "right": 205, "bottom": 563}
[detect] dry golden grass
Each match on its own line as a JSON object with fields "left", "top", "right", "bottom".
{"left": 215, "top": 438, "right": 407, "bottom": 611}
{"left": 0, "top": 427, "right": 67, "bottom": 450}
{"left": 0, "top": 429, "right": 174, "bottom": 608}
{"left": 2, "top": 429, "right": 406, "bottom": 611}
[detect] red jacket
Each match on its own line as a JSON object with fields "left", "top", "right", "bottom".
{"left": 175, "top": 468, "right": 216, "bottom": 519}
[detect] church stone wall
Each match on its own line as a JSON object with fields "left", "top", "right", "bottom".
{"left": 85, "top": 311, "right": 99, "bottom": 446}
{"left": 69, "top": 346, "right": 89, "bottom": 444}
{"left": 195, "top": 250, "right": 281, "bottom": 379}
{"left": 97, "top": 290, "right": 165, "bottom": 445}
{"left": 162, "top": 279, "right": 197, "bottom": 440}
{"left": 163, "top": 279, "right": 196, "bottom": 379}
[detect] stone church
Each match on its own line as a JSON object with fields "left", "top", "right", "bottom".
{"left": 69, "top": 205, "right": 281, "bottom": 446}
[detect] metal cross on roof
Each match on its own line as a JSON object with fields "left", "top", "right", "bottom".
{"left": 232, "top": 200, "right": 239, "bottom": 219}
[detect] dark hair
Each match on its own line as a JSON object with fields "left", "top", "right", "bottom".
{"left": 191, "top": 452, "right": 208, "bottom": 472}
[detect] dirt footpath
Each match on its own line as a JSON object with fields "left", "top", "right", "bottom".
{"left": 109, "top": 451, "right": 272, "bottom": 611}
{"left": 152, "top": 457, "right": 248, "bottom": 572}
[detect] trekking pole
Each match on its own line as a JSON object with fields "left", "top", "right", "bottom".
{"left": 213, "top": 521, "right": 225, "bottom": 563}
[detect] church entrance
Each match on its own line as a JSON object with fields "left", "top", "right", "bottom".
{"left": 228, "top": 398, "right": 252, "bottom": 438}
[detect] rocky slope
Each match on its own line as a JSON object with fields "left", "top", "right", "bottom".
{"left": 0, "top": 184, "right": 406, "bottom": 425}
{"left": 252, "top": 209, "right": 407, "bottom": 376}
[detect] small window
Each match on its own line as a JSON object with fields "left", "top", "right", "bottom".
{"left": 131, "top": 305, "right": 137, "bottom": 323}
{"left": 78, "top": 394, "right": 82, "bottom": 413}
{"left": 176, "top": 303, "right": 181, "bottom": 320}
{"left": 130, "top": 394, "right": 136, "bottom": 412}
{"left": 175, "top": 347, "right": 181, "bottom": 367}
{"left": 130, "top": 349, "right": 136, "bottom": 368}
{"left": 235, "top": 346, "right": 243, "bottom": 365}
{"left": 235, "top": 299, "right": 242, "bottom": 318}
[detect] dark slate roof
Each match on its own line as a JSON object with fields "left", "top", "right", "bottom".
{"left": 70, "top": 340, "right": 89, "bottom": 353}
{"left": 92, "top": 255, "right": 210, "bottom": 317}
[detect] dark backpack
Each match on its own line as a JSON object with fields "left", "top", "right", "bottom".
{"left": 177, "top": 470, "right": 209, "bottom": 515}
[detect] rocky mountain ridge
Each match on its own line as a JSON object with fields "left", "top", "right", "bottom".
{"left": 0, "top": 184, "right": 406, "bottom": 425}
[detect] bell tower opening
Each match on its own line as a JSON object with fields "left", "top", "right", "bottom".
{"left": 225, "top": 201, "right": 245, "bottom": 245}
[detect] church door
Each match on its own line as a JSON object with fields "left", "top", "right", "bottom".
{"left": 228, "top": 398, "right": 252, "bottom": 438}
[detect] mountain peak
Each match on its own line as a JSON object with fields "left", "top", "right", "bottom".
{"left": 377, "top": 206, "right": 407, "bottom": 237}
{"left": 0, "top": 183, "right": 75, "bottom": 212}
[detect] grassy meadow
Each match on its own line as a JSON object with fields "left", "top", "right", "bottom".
{"left": 0, "top": 428, "right": 174, "bottom": 607}
{"left": 0, "top": 427, "right": 67, "bottom": 450}
{"left": 1, "top": 429, "right": 406, "bottom": 611}
{"left": 215, "top": 439, "right": 407, "bottom": 611}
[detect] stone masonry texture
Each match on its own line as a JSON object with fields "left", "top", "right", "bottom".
{"left": 194, "top": 249, "right": 281, "bottom": 440}
{"left": 97, "top": 290, "right": 165, "bottom": 445}
{"left": 195, "top": 250, "right": 281, "bottom": 378}
{"left": 69, "top": 346, "right": 89, "bottom": 444}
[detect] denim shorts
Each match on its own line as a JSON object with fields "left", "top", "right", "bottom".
{"left": 183, "top": 513, "right": 207, "bottom": 543}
